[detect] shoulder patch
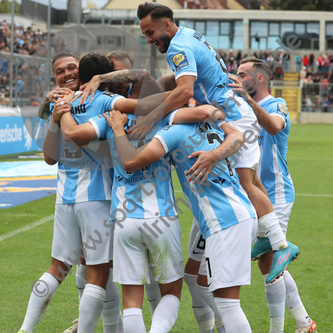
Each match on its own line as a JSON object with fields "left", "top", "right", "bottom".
{"left": 98, "top": 111, "right": 109, "bottom": 118}
{"left": 277, "top": 103, "right": 288, "bottom": 116}
{"left": 172, "top": 51, "right": 189, "bottom": 72}
{"left": 162, "top": 125, "right": 174, "bottom": 132}
{"left": 103, "top": 91, "right": 118, "bottom": 99}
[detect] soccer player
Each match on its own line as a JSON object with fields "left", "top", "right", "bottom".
{"left": 76, "top": 3, "right": 297, "bottom": 287}
{"left": 107, "top": 49, "right": 163, "bottom": 316}
{"left": 106, "top": 109, "right": 258, "bottom": 333}
{"left": 137, "top": 3, "right": 298, "bottom": 332}
{"left": 18, "top": 52, "right": 123, "bottom": 333}
{"left": 107, "top": 50, "right": 135, "bottom": 98}
{"left": 230, "top": 57, "right": 317, "bottom": 333}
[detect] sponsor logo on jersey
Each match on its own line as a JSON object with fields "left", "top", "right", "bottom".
{"left": 172, "top": 51, "right": 189, "bottom": 71}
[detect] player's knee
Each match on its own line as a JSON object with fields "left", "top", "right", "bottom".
{"left": 184, "top": 258, "right": 201, "bottom": 275}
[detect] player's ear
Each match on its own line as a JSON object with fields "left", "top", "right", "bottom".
{"left": 128, "top": 94, "right": 131, "bottom": 99}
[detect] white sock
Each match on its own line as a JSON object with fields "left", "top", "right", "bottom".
{"left": 264, "top": 274, "right": 285, "bottom": 333}
{"left": 20, "top": 272, "right": 59, "bottom": 333}
{"left": 284, "top": 271, "right": 311, "bottom": 327}
{"left": 78, "top": 284, "right": 105, "bottom": 333}
{"left": 144, "top": 272, "right": 161, "bottom": 316}
{"left": 102, "top": 269, "right": 121, "bottom": 333}
{"left": 117, "top": 312, "right": 124, "bottom": 333}
{"left": 258, "top": 212, "right": 288, "bottom": 251}
{"left": 184, "top": 274, "right": 214, "bottom": 333}
{"left": 123, "top": 308, "right": 146, "bottom": 333}
{"left": 214, "top": 298, "right": 251, "bottom": 333}
{"left": 150, "top": 294, "right": 180, "bottom": 333}
{"left": 197, "top": 284, "right": 225, "bottom": 332}
{"left": 76, "top": 264, "right": 87, "bottom": 302}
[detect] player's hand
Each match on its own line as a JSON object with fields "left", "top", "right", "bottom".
{"left": 128, "top": 115, "right": 155, "bottom": 141}
{"left": 104, "top": 110, "right": 128, "bottom": 130}
{"left": 51, "top": 98, "right": 71, "bottom": 123}
{"left": 73, "top": 75, "right": 100, "bottom": 104}
{"left": 47, "top": 88, "right": 72, "bottom": 103}
{"left": 228, "top": 75, "right": 252, "bottom": 101}
{"left": 185, "top": 150, "right": 216, "bottom": 183}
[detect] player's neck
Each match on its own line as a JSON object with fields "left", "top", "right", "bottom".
{"left": 253, "top": 89, "right": 270, "bottom": 103}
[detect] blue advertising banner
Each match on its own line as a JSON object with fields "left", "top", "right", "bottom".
{"left": 0, "top": 116, "right": 48, "bottom": 156}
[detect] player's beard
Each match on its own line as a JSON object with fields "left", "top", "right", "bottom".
{"left": 158, "top": 34, "right": 172, "bottom": 54}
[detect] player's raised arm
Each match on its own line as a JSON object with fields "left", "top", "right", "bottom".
{"left": 228, "top": 75, "right": 284, "bottom": 135}
{"left": 59, "top": 105, "right": 97, "bottom": 144}
{"left": 104, "top": 110, "right": 165, "bottom": 171}
{"left": 75, "top": 69, "right": 146, "bottom": 104}
{"left": 185, "top": 122, "right": 244, "bottom": 183}
{"left": 128, "top": 75, "right": 196, "bottom": 140}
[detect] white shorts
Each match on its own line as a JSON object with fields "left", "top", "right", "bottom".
{"left": 52, "top": 201, "right": 113, "bottom": 266}
{"left": 198, "top": 218, "right": 256, "bottom": 292}
{"left": 228, "top": 112, "right": 260, "bottom": 170}
{"left": 188, "top": 218, "right": 205, "bottom": 262}
{"left": 113, "top": 217, "right": 184, "bottom": 285}
{"left": 273, "top": 202, "right": 294, "bottom": 236}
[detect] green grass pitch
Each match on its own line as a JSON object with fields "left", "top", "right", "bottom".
{"left": 0, "top": 124, "right": 332, "bottom": 332}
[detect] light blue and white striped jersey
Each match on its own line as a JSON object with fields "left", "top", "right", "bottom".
{"left": 89, "top": 112, "right": 177, "bottom": 219}
{"left": 166, "top": 27, "right": 252, "bottom": 122}
{"left": 256, "top": 95, "right": 295, "bottom": 204}
{"left": 51, "top": 90, "right": 124, "bottom": 204}
{"left": 155, "top": 122, "right": 257, "bottom": 239}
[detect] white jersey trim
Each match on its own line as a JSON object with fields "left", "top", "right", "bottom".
{"left": 111, "top": 95, "right": 125, "bottom": 110}
{"left": 175, "top": 71, "right": 197, "bottom": 81}
{"left": 272, "top": 144, "right": 286, "bottom": 204}
{"left": 257, "top": 95, "right": 272, "bottom": 106}
{"left": 272, "top": 113, "right": 287, "bottom": 130}
{"left": 155, "top": 135, "right": 169, "bottom": 154}
{"left": 89, "top": 119, "right": 101, "bottom": 139}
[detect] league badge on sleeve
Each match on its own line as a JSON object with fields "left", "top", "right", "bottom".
{"left": 172, "top": 51, "right": 190, "bottom": 72}
{"left": 277, "top": 103, "right": 288, "bottom": 116}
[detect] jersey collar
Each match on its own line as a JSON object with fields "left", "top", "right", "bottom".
{"left": 257, "top": 95, "right": 272, "bottom": 106}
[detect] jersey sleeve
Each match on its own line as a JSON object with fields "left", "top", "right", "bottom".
{"left": 89, "top": 113, "right": 108, "bottom": 139}
{"left": 154, "top": 124, "right": 182, "bottom": 154}
{"left": 100, "top": 92, "right": 125, "bottom": 111}
{"left": 272, "top": 101, "right": 288, "bottom": 129}
{"left": 167, "top": 44, "right": 197, "bottom": 81}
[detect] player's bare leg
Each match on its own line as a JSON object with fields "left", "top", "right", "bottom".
{"left": 122, "top": 285, "right": 146, "bottom": 333}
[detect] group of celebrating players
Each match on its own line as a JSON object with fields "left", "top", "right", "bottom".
{"left": 17, "top": 2, "right": 317, "bottom": 333}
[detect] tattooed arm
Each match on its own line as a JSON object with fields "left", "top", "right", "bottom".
{"left": 75, "top": 69, "right": 146, "bottom": 104}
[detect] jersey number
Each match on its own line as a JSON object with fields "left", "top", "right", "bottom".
{"left": 206, "top": 132, "right": 234, "bottom": 177}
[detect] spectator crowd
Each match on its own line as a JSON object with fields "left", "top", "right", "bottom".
{"left": 0, "top": 20, "right": 332, "bottom": 112}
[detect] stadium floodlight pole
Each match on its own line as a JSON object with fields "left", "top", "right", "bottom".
{"left": 46, "top": 0, "right": 51, "bottom": 94}
{"left": 9, "top": 0, "right": 14, "bottom": 107}
{"left": 77, "top": 0, "right": 81, "bottom": 58}
{"left": 101, "top": 13, "right": 105, "bottom": 54}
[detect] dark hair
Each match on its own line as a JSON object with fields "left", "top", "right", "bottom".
{"left": 137, "top": 2, "right": 173, "bottom": 21}
{"left": 107, "top": 50, "right": 135, "bottom": 68}
{"left": 52, "top": 51, "right": 78, "bottom": 72}
{"left": 240, "top": 57, "right": 273, "bottom": 80}
{"left": 79, "top": 52, "right": 113, "bottom": 84}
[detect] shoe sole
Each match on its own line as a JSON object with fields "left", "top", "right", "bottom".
{"left": 268, "top": 251, "right": 300, "bottom": 283}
